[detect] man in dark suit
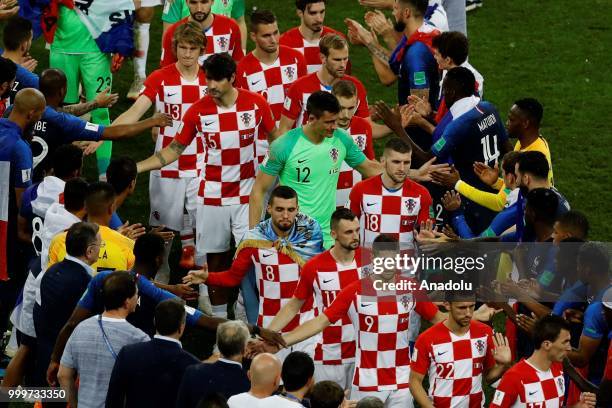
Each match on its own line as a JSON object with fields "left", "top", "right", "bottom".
{"left": 33, "top": 221, "right": 100, "bottom": 388}
{"left": 105, "top": 298, "right": 199, "bottom": 408}
{"left": 176, "top": 320, "right": 251, "bottom": 407}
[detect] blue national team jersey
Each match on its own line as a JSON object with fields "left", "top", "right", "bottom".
{"left": 78, "top": 270, "right": 202, "bottom": 334}
{"left": 432, "top": 101, "right": 508, "bottom": 191}
{"left": 8, "top": 65, "right": 39, "bottom": 106}
{"left": 19, "top": 182, "right": 40, "bottom": 226}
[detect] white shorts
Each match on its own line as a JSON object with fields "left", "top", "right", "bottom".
{"left": 275, "top": 334, "right": 318, "bottom": 363}
{"left": 149, "top": 175, "right": 198, "bottom": 231}
{"left": 195, "top": 203, "right": 249, "bottom": 254}
{"left": 314, "top": 363, "right": 355, "bottom": 391}
{"left": 139, "top": 0, "right": 162, "bottom": 7}
{"left": 350, "top": 387, "right": 414, "bottom": 408}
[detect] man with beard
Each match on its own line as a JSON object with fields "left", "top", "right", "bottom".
{"left": 280, "top": 0, "right": 347, "bottom": 74}
{"left": 184, "top": 186, "right": 325, "bottom": 361}
{"left": 160, "top": 0, "right": 243, "bottom": 67}
{"left": 410, "top": 291, "right": 512, "bottom": 408}
{"left": 267, "top": 208, "right": 366, "bottom": 389}
{"left": 235, "top": 9, "right": 308, "bottom": 162}
{"left": 348, "top": 137, "right": 432, "bottom": 245}
{"left": 278, "top": 34, "right": 369, "bottom": 134}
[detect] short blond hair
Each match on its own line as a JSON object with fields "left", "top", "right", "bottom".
{"left": 319, "top": 33, "right": 347, "bottom": 57}
{"left": 172, "top": 21, "right": 206, "bottom": 54}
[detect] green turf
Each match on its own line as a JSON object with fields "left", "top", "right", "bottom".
{"left": 2, "top": 0, "right": 610, "bottom": 405}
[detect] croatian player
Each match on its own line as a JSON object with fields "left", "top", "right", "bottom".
{"left": 278, "top": 34, "right": 368, "bottom": 134}
{"left": 137, "top": 53, "right": 278, "bottom": 318}
{"left": 160, "top": 0, "right": 243, "bottom": 67}
{"left": 268, "top": 208, "right": 366, "bottom": 389}
{"left": 409, "top": 291, "right": 512, "bottom": 408}
{"left": 235, "top": 9, "right": 307, "bottom": 162}
{"left": 331, "top": 80, "right": 375, "bottom": 208}
{"left": 348, "top": 137, "right": 432, "bottom": 245}
{"left": 114, "top": 22, "right": 208, "bottom": 269}
{"left": 280, "top": 0, "right": 347, "bottom": 74}
{"left": 491, "top": 315, "right": 596, "bottom": 408}
{"left": 250, "top": 91, "right": 382, "bottom": 248}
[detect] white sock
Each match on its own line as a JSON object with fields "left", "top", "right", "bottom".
{"left": 180, "top": 213, "right": 195, "bottom": 248}
{"left": 211, "top": 304, "right": 228, "bottom": 319}
{"left": 154, "top": 236, "right": 172, "bottom": 284}
{"left": 134, "top": 22, "right": 150, "bottom": 79}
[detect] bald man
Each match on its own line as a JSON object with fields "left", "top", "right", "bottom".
{"left": 227, "top": 353, "right": 303, "bottom": 407}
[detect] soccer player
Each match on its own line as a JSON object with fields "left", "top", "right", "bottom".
{"left": 280, "top": 0, "right": 347, "bottom": 74}
{"left": 235, "top": 9, "right": 308, "bottom": 162}
{"left": 114, "top": 22, "right": 208, "bottom": 269}
{"left": 267, "top": 208, "right": 366, "bottom": 389}
{"left": 23, "top": 68, "right": 171, "bottom": 183}
{"left": 160, "top": 0, "right": 243, "bottom": 67}
{"left": 137, "top": 53, "right": 277, "bottom": 318}
{"left": 409, "top": 291, "right": 512, "bottom": 408}
{"left": 272, "top": 234, "right": 447, "bottom": 406}
{"left": 250, "top": 91, "right": 382, "bottom": 248}
{"left": 1, "top": 17, "right": 39, "bottom": 105}
{"left": 348, "top": 137, "right": 433, "bottom": 245}
{"left": 332, "top": 80, "right": 376, "bottom": 207}
{"left": 552, "top": 210, "right": 589, "bottom": 244}
{"left": 376, "top": 67, "right": 512, "bottom": 234}
{"left": 184, "top": 186, "right": 324, "bottom": 360}
{"left": 278, "top": 34, "right": 369, "bottom": 134}
{"left": 490, "top": 315, "right": 596, "bottom": 408}
{"left": 0, "top": 56, "right": 17, "bottom": 117}
{"left": 47, "top": 182, "right": 135, "bottom": 272}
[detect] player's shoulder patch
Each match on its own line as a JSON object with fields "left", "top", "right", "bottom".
{"left": 433, "top": 136, "right": 446, "bottom": 151}
{"left": 492, "top": 389, "right": 505, "bottom": 405}
{"left": 413, "top": 71, "right": 427, "bottom": 86}
{"left": 85, "top": 122, "right": 100, "bottom": 132}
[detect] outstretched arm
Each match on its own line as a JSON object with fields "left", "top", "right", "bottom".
{"left": 137, "top": 139, "right": 187, "bottom": 173}
{"left": 282, "top": 314, "right": 331, "bottom": 347}
{"left": 111, "top": 96, "right": 153, "bottom": 126}
{"left": 267, "top": 297, "right": 306, "bottom": 332}
{"left": 103, "top": 112, "right": 171, "bottom": 141}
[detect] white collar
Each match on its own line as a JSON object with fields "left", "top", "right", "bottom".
{"left": 154, "top": 334, "right": 182, "bottom": 347}
{"left": 449, "top": 95, "right": 480, "bottom": 121}
{"left": 219, "top": 357, "right": 242, "bottom": 368}
{"left": 100, "top": 315, "right": 126, "bottom": 322}
{"left": 64, "top": 255, "right": 95, "bottom": 276}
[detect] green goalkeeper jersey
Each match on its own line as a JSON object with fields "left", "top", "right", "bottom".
{"left": 260, "top": 127, "right": 366, "bottom": 248}
{"left": 51, "top": 6, "right": 100, "bottom": 53}
{"left": 163, "top": 0, "right": 245, "bottom": 24}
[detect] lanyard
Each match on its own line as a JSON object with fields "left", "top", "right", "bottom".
{"left": 98, "top": 315, "right": 118, "bottom": 360}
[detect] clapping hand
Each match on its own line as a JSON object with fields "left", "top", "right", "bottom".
{"left": 473, "top": 161, "right": 500, "bottom": 186}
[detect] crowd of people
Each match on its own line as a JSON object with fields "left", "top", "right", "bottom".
{"left": 0, "top": 0, "right": 609, "bottom": 407}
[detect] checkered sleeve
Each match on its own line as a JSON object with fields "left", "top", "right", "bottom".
{"left": 160, "top": 25, "right": 175, "bottom": 67}
{"left": 411, "top": 331, "right": 432, "bottom": 375}
{"left": 490, "top": 371, "right": 520, "bottom": 408}
{"left": 414, "top": 300, "right": 439, "bottom": 322}
{"left": 174, "top": 103, "right": 200, "bottom": 147}
{"left": 295, "top": 51, "right": 308, "bottom": 78}
{"left": 354, "top": 79, "right": 370, "bottom": 119}
{"left": 323, "top": 281, "right": 358, "bottom": 324}
{"left": 347, "top": 180, "right": 363, "bottom": 218}
{"left": 293, "top": 261, "right": 316, "bottom": 301}
{"left": 234, "top": 65, "right": 248, "bottom": 90}
{"left": 281, "top": 81, "right": 302, "bottom": 120}
{"left": 205, "top": 248, "right": 254, "bottom": 287}
{"left": 141, "top": 70, "right": 162, "bottom": 102}
{"left": 255, "top": 95, "right": 276, "bottom": 134}
{"left": 229, "top": 20, "right": 244, "bottom": 61}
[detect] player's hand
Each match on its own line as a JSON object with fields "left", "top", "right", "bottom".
{"left": 473, "top": 304, "right": 502, "bottom": 322}
{"left": 415, "top": 219, "right": 451, "bottom": 244}
{"left": 414, "top": 157, "right": 451, "bottom": 183}
{"left": 80, "top": 140, "right": 103, "bottom": 155}
{"left": 202, "top": 352, "right": 221, "bottom": 363}
{"left": 407, "top": 94, "right": 432, "bottom": 118}
{"left": 111, "top": 54, "right": 125, "bottom": 73}
{"left": 152, "top": 112, "right": 173, "bottom": 128}
{"left": 117, "top": 221, "right": 146, "bottom": 240}
{"left": 431, "top": 164, "right": 460, "bottom": 187}
{"left": 95, "top": 87, "right": 119, "bottom": 108}
{"left": 0, "top": 0, "right": 19, "bottom": 20}
{"left": 169, "top": 283, "right": 198, "bottom": 300}
{"left": 20, "top": 56, "right": 38, "bottom": 72}
{"left": 150, "top": 225, "right": 175, "bottom": 242}
{"left": 344, "top": 18, "right": 374, "bottom": 46}
{"left": 358, "top": 0, "right": 394, "bottom": 9}
{"left": 473, "top": 161, "right": 500, "bottom": 186}
{"left": 442, "top": 224, "right": 460, "bottom": 240}
{"left": 46, "top": 361, "right": 60, "bottom": 386}
{"left": 258, "top": 328, "right": 287, "bottom": 349}
{"left": 562, "top": 308, "right": 584, "bottom": 324}
{"left": 578, "top": 392, "right": 597, "bottom": 408}
{"left": 374, "top": 100, "right": 403, "bottom": 133}
{"left": 441, "top": 190, "right": 461, "bottom": 212}
{"left": 516, "top": 312, "right": 537, "bottom": 335}
{"left": 399, "top": 104, "right": 425, "bottom": 128}
{"left": 492, "top": 332, "right": 512, "bottom": 365}
{"left": 364, "top": 10, "right": 393, "bottom": 36}
{"left": 182, "top": 264, "right": 209, "bottom": 285}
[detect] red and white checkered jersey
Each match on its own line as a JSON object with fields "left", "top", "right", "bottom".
{"left": 336, "top": 117, "right": 375, "bottom": 207}
{"left": 323, "top": 277, "right": 438, "bottom": 391}
{"left": 348, "top": 175, "right": 433, "bottom": 245}
{"left": 175, "top": 89, "right": 275, "bottom": 206}
{"left": 411, "top": 320, "right": 496, "bottom": 408}
{"left": 206, "top": 246, "right": 316, "bottom": 332}
{"left": 160, "top": 15, "right": 244, "bottom": 67}
{"left": 279, "top": 26, "right": 346, "bottom": 73}
{"left": 140, "top": 64, "right": 208, "bottom": 178}
{"left": 490, "top": 360, "right": 565, "bottom": 408}
{"left": 605, "top": 342, "right": 612, "bottom": 381}
{"left": 235, "top": 46, "right": 307, "bottom": 163}
{"left": 293, "top": 249, "right": 366, "bottom": 364}
{"left": 282, "top": 72, "right": 369, "bottom": 127}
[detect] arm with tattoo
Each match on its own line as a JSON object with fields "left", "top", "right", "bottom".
{"left": 137, "top": 140, "right": 187, "bottom": 173}
{"left": 59, "top": 101, "right": 99, "bottom": 117}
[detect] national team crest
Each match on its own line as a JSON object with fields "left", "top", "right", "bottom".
{"left": 240, "top": 112, "right": 252, "bottom": 127}
{"left": 475, "top": 339, "right": 485, "bottom": 354}
{"left": 152, "top": 211, "right": 161, "bottom": 221}
{"left": 284, "top": 66, "right": 295, "bottom": 81}
{"left": 329, "top": 147, "right": 339, "bottom": 162}
{"left": 355, "top": 135, "right": 365, "bottom": 150}
{"left": 400, "top": 294, "right": 413, "bottom": 310}
{"left": 557, "top": 377, "right": 564, "bottom": 392}
{"left": 405, "top": 198, "right": 417, "bottom": 213}
{"left": 217, "top": 36, "right": 228, "bottom": 50}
